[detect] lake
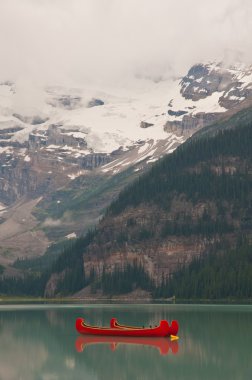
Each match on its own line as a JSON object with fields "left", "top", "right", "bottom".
{"left": 0, "top": 303, "right": 251, "bottom": 379}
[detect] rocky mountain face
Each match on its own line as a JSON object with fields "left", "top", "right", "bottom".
{"left": 181, "top": 63, "right": 252, "bottom": 106}
{"left": 46, "top": 107, "right": 252, "bottom": 297}
{"left": 165, "top": 62, "right": 252, "bottom": 136}
{"left": 0, "top": 61, "right": 252, "bottom": 267}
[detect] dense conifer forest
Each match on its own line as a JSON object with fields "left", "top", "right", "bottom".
{"left": 1, "top": 108, "right": 252, "bottom": 299}
{"left": 108, "top": 122, "right": 252, "bottom": 216}
{"left": 155, "top": 241, "right": 252, "bottom": 299}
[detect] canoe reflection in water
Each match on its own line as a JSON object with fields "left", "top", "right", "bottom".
{"left": 75, "top": 335, "right": 179, "bottom": 356}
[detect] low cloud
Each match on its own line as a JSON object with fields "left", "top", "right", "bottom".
{"left": 0, "top": 0, "right": 252, "bottom": 88}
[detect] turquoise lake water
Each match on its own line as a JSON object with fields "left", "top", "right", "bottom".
{"left": 0, "top": 304, "right": 251, "bottom": 379}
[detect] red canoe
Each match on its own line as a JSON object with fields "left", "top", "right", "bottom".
{"left": 76, "top": 318, "right": 179, "bottom": 337}
{"left": 75, "top": 335, "right": 179, "bottom": 355}
{"left": 110, "top": 317, "right": 179, "bottom": 337}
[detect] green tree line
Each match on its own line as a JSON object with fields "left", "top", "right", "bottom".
{"left": 155, "top": 242, "right": 252, "bottom": 299}
{"left": 108, "top": 120, "right": 252, "bottom": 215}
{"left": 1, "top": 108, "right": 252, "bottom": 298}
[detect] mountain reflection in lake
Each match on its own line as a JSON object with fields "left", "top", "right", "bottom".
{"left": 0, "top": 304, "right": 252, "bottom": 380}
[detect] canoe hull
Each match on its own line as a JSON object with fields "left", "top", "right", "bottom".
{"left": 76, "top": 318, "right": 178, "bottom": 337}
{"left": 110, "top": 318, "right": 179, "bottom": 336}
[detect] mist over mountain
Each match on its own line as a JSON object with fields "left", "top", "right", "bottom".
{"left": 1, "top": 1, "right": 252, "bottom": 91}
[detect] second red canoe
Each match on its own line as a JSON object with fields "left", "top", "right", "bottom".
{"left": 76, "top": 318, "right": 179, "bottom": 337}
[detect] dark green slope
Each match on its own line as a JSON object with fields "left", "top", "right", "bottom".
{"left": 1, "top": 107, "right": 252, "bottom": 298}
{"left": 51, "top": 107, "right": 252, "bottom": 298}
{"left": 34, "top": 165, "right": 140, "bottom": 240}
{"left": 108, "top": 108, "right": 252, "bottom": 217}
{"left": 157, "top": 242, "right": 252, "bottom": 300}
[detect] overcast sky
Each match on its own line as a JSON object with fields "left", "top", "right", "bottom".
{"left": 1, "top": 0, "right": 252, "bottom": 87}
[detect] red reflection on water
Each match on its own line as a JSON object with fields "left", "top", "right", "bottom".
{"left": 75, "top": 335, "right": 179, "bottom": 356}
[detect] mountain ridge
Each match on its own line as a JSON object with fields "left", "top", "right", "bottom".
{"left": 1, "top": 103, "right": 252, "bottom": 297}
{"left": 0, "top": 60, "right": 252, "bottom": 270}
{"left": 42, "top": 106, "right": 252, "bottom": 297}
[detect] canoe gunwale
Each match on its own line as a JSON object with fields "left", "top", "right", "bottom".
{"left": 76, "top": 318, "right": 176, "bottom": 337}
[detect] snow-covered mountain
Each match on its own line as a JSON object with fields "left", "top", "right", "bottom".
{"left": 0, "top": 61, "right": 252, "bottom": 264}
{"left": 1, "top": 62, "right": 252, "bottom": 157}
{"left": 1, "top": 62, "right": 252, "bottom": 155}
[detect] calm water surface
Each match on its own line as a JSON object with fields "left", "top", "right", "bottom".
{"left": 0, "top": 304, "right": 252, "bottom": 379}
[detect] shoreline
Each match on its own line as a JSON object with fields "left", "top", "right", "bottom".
{"left": 0, "top": 296, "right": 252, "bottom": 305}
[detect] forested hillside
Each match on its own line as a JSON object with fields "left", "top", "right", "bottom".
{"left": 109, "top": 122, "right": 252, "bottom": 217}
{"left": 1, "top": 107, "right": 252, "bottom": 299}
{"left": 155, "top": 241, "right": 252, "bottom": 299}
{"left": 45, "top": 107, "right": 252, "bottom": 298}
